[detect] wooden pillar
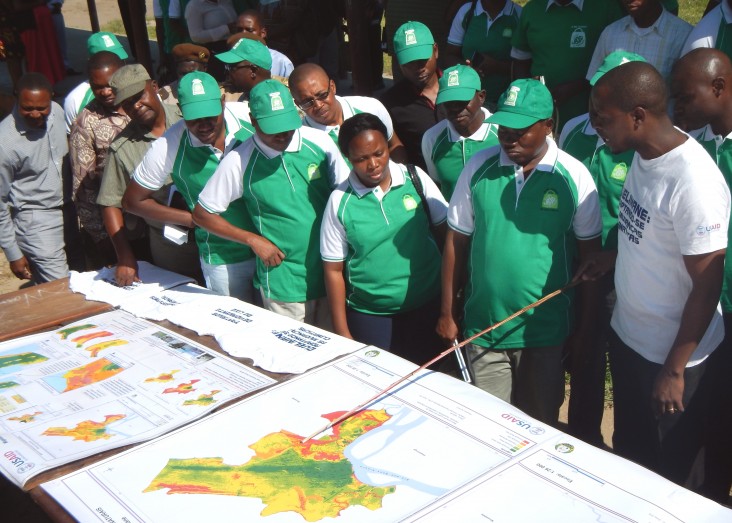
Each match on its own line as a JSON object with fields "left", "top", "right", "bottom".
{"left": 346, "top": 0, "right": 373, "bottom": 96}
{"left": 86, "top": 0, "right": 100, "bottom": 33}
{"left": 125, "top": 0, "right": 153, "bottom": 75}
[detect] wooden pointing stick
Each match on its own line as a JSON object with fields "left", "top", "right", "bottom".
{"left": 301, "top": 280, "right": 581, "bottom": 442}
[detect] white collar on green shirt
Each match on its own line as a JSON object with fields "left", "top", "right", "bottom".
{"left": 186, "top": 107, "right": 243, "bottom": 153}
{"left": 499, "top": 136, "right": 559, "bottom": 172}
{"left": 546, "top": 0, "right": 583, "bottom": 11}
{"left": 253, "top": 128, "right": 302, "bottom": 158}
{"left": 348, "top": 159, "right": 406, "bottom": 198}
{"left": 447, "top": 107, "right": 494, "bottom": 143}
{"left": 472, "top": 0, "right": 517, "bottom": 19}
{"left": 696, "top": 124, "right": 732, "bottom": 144}
{"left": 303, "top": 95, "right": 351, "bottom": 134}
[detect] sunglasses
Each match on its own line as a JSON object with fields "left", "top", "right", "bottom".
{"left": 297, "top": 83, "right": 332, "bottom": 110}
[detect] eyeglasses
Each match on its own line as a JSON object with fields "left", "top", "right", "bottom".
{"left": 225, "top": 63, "right": 259, "bottom": 74}
{"left": 297, "top": 83, "right": 332, "bottom": 110}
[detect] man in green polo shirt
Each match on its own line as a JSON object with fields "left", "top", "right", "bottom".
{"left": 122, "top": 72, "right": 257, "bottom": 302}
{"left": 193, "top": 80, "right": 349, "bottom": 326}
{"left": 510, "top": 0, "right": 623, "bottom": 132}
{"left": 437, "top": 78, "right": 602, "bottom": 425}
{"left": 422, "top": 64, "right": 499, "bottom": 200}
{"left": 559, "top": 50, "right": 646, "bottom": 446}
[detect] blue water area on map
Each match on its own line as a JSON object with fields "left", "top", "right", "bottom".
{"left": 0, "top": 343, "right": 48, "bottom": 377}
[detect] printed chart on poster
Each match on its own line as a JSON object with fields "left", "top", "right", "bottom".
{"left": 0, "top": 310, "right": 276, "bottom": 487}
{"left": 42, "top": 348, "right": 732, "bottom": 522}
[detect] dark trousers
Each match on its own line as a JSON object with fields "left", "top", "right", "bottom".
{"left": 609, "top": 330, "right": 715, "bottom": 486}
{"left": 568, "top": 272, "right": 615, "bottom": 446}
{"left": 346, "top": 296, "right": 443, "bottom": 365}
{"left": 697, "top": 313, "right": 732, "bottom": 502}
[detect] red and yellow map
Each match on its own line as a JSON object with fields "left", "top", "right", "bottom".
{"left": 144, "top": 409, "right": 396, "bottom": 521}
{"left": 43, "top": 414, "right": 126, "bottom": 442}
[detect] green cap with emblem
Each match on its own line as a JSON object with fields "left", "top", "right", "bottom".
{"left": 487, "top": 79, "right": 553, "bottom": 129}
{"left": 436, "top": 64, "right": 481, "bottom": 104}
{"left": 215, "top": 37, "right": 273, "bottom": 69}
{"left": 393, "top": 21, "right": 434, "bottom": 65}
{"left": 589, "top": 50, "right": 648, "bottom": 86}
{"left": 249, "top": 79, "right": 302, "bottom": 134}
{"left": 87, "top": 32, "right": 128, "bottom": 60}
{"left": 178, "top": 71, "right": 222, "bottom": 120}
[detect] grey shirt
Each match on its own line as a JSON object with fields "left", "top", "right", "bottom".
{"left": 0, "top": 102, "right": 66, "bottom": 261}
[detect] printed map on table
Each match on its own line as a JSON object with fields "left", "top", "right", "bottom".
{"left": 0, "top": 310, "right": 277, "bottom": 488}
{"left": 44, "top": 348, "right": 732, "bottom": 523}
{"left": 42, "top": 348, "right": 558, "bottom": 522}
{"left": 145, "top": 409, "right": 396, "bottom": 521}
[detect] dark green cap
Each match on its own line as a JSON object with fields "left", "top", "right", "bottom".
{"left": 216, "top": 38, "right": 273, "bottom": 69}
{"left": 437, "top": 65, "right": 481, "bottom": 104}
{"left": 87, "top": 32, "right": 128, "bottom": 60}
{"left": 393, "top": 21, "right": 434, "bottom": 65}
{"left": 487, "top": 79, "right": 554, "bottom": 129}
{"left": 590, "top": 50, "right": 648, "bottom": 86}
{"left": 178, "top": 72, "right": 222, "bottom": 120}
{"left": 250, "top": 79, "right": 302, "bottom": 134}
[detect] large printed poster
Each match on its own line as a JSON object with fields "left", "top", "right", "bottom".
{"left": 0, "top": 310, "right": 276, "bottom": 487}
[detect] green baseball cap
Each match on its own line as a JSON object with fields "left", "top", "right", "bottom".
{"left": 216, "top": 38, "right": 273, "bottom": 69}
{"left": 178, "top": 72, "right": 222, "bottom": 120}
{"left": 487, "top": 79, "right": 553, "bottom": 129}
{"left": 87, "top": 32, "right": 128, "bottom": 60}
{"left": 110, "top": 64, "right": 150, "bottom": 105}
{"left": 436, "top": 65, "right": 481, "bottom": 104}
{"left": 249, "top": 79, "right": 302, "bottom": 134}
{"left": 590, "top": 50, "right": 648, "bottom": 86}
{"left": 393, "top": 21, "right": 434, "bottom": 65}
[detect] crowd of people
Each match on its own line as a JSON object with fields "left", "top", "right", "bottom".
{"left": 1, "top": 0, "right": 731, "bottom": 505}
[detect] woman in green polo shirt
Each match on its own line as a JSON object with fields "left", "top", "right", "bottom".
{"left": 320, "top": 113, "right": 448, "bottom": 364}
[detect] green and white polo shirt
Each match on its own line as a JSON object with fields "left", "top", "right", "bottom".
{"left": 198, "top": 126, "right": 349, "bottom": 303}
{"left": 559, "top": 113, "right": 633, "bottom": 251}
{"left": 697, "top": 124, "right": 732, "bottom": 314}
{"left": 448, "top": 138, "right": 601, "bottom": 349}
{"left": 321, "top": 161, "right": 447, "bottom": 315}
{"left": 302, "top": 95, "right": 395, "bottom": 144}
{"left": 447, "top": 0, "right": 522, "bottom": 104}
{"left": 133, "top": 102, "right": 255, "bottom": 266}
{"left": 681, "top": 2, "right": 732, "bottom": 57}
{"left": 511, "top": 0, "right": 623, "bottom": 128}
{"left": 421, "top": 107, "right": 499, "bottom": 200}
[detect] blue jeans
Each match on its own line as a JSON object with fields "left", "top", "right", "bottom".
{"left": 201, "top": 258, "right": 256, "bottom": 304}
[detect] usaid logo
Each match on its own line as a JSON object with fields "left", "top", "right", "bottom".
{"left": 501, "top": 413, "right": 546, "bottom": 435}
{"left": 4, "top": 450, "right": 34, "bottom": 473}
{"left": 696, "top": 224, "right": 721, "bottom": 236}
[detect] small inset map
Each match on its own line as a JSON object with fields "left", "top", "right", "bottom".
{"left": 43, "top": 414, "right": 126, "bottom": 442}
{"left": 83, "top": 339, "right": 128, "bottom": 357}
{"left": 56, "top": 324, "right": 96, "bottom": 340}
{"left": 182, "top": 390, "right": 220, "bottom": 406}
{"left": 70, "top": 330, "right": 114, "bottom": 348}
{"left": 9, "top": 411, "right": 42, "bottom": 423}
{"left": 163, "top": 379, "right": 199, "bottom": 394}
{"left": 144, "top": 409, "right": 396, "bottom": 521}
{"left": 145, "top": 370, "right": 180, "bottom": 383}
{"left": 43, "top": 358, "right": 124, "bottom": 393}
{"left": 0, "top": 350, "right": 49, "bottom": 376}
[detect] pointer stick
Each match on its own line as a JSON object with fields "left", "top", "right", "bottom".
{"left": 301, "top": 280, "right": 581, "bottom": 442}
